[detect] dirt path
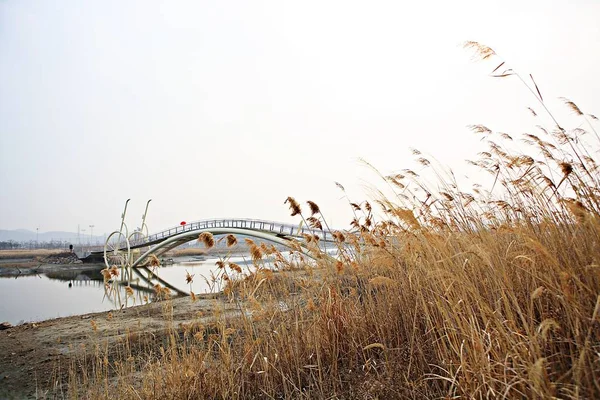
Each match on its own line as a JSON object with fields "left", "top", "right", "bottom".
{"left": 0, "top": 294, "right": 235, "bottom": 399}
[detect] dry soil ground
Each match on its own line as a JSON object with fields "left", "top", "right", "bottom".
{"left": 0, "top": 250, "right": 249, "bottom": 398}
{"left": 0, "top": 293, "right": 234, "bottom": 399}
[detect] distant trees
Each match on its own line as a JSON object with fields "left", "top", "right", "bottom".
{"left": 0, "top": 240, "right": 19, "bottom": 250}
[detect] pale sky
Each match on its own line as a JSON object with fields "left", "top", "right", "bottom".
{"left": 1, "top": 0, "right": 599, "bottom": 236}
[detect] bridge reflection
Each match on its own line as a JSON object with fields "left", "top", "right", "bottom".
{"left": 43, "top": 266, "right": 183, "bottom": 308}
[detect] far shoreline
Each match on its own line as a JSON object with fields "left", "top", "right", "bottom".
{"left": 0, "top": 261, "right": 104, "bottom": 277}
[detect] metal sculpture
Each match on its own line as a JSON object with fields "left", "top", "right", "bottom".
{"left": 103, "top": 199, "right": 131, "bottom": 269}
{"left": 104, "top": 199, "right": 154, "bottom": 269}
{"left": 128, "top": 199, "right": 152, "bottom": 247}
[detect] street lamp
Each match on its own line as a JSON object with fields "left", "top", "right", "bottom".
{"left": 81, "top": 229, "right": 86, "bottom": 254}
{"left": 89, "top": 225, "right": 95, "bottom": 246}
{"left": 36, "top": 228, "right": 39, "bottom": 248}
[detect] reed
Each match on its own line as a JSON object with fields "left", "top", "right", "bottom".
{"left": 65, "top": 44, "right": 599, "bottom": 399}
{"left": 0, "top": 248, "right": 63, "bottom": 260}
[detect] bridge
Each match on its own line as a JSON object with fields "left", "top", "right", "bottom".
{"left": 90, "top": 218, "right": 339, "bottom": 268}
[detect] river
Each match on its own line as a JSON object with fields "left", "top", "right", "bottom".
{"left": 0, "top": 256, "right": 256, "bottom": 325}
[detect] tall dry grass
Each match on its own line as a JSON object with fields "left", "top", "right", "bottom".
{"left": 66, "top": 43, "right": 599, "bottom": 399}
{"left": 0, "top": 248, "right": 64, "bottom": 260}
{"left": 167, "top": 247, "right": 208, "bottom": 257}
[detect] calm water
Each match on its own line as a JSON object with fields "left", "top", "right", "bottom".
{"left": 0, "top": 256, "right": 255, "bottom": 326}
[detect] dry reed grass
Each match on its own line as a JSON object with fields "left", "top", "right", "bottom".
{"left": 0, "top": 249, "right": 64, "bottom": 260}
{"left": 167, "top": 248, "right": 208, "bottom": 257}
{"left": 65, "top": 43, "right": 599, "bottom": 399}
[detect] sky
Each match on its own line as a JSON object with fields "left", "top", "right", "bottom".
{"left": 1, "top": 0, "right": 599, "bottom": 236}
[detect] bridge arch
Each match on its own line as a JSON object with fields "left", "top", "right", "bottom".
{"left": 130, "top": 227, "right": 325, "bottom": 269}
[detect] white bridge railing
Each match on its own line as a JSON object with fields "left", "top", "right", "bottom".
{"left": 129, "top": 218, "right": 336, "bottom": 248}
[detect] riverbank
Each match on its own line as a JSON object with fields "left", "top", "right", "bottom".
{"left": 0, "top": 249, "right": 89, "bottom": 277}
{"left": 0, "top": 246, "right": 269, "bottom": 277}
{"left": 0, "top": 293, "right": 233, "bottom": 399}
{"left": 0, "top": 249, "right": 65, "bottom": 261}
{"left": 0, "top": 262, "right": 103, "bottom": 277}
{"left": 0, "top": 250, "right": 259, "bottom": 398}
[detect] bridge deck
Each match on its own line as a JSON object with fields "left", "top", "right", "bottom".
{"left": 128, "top": 218, "right": 335, "bottom": 249}
{"left": 88, "top": 219, "right": 337, "bottom": 257}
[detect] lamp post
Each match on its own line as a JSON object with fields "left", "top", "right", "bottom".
{"left": 81, "top": 228, "right": 86, "bottom": 255}
{"left": 36, "top": 228, "right": 39, "bottom": 247}
{"left": 89, "top": 224, "right": 94, "bottom": 246}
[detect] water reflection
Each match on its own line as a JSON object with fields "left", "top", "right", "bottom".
{"left": 0, "top": 251, "right": 323, "bottom": 326}
{"left": 45, "top": 269, "right": 104, "bottom": 283}
{"left": 0, "top": 258, "right": 233, "bottom": 326}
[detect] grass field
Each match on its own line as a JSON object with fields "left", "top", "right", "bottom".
{"left": 0, "top": 248, "right": 63, "bottom": 260}
{"left": 63, "top": 43, "right": 600, "bottom": 399}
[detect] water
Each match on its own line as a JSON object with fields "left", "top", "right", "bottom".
{"left": 0, "top": 248, "right": 335, "bottom": 326}
{"left": 0, "top": 257, "right": 253, "bottom": 326}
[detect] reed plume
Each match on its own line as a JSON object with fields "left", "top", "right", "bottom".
{"left": 149, "top": 254, "right": 160, "bottom": 267}
{"left": 284, "top": 196, "right": 302, "bottom": 216}
{"left": 306, "top": 200, "right": 320, "bottom": 215}
{"left": 228, "top": 262, "right": 242, "bottom": 274}
{"left": 332, "top": 230, "right": 346, "bottom": 243}
{"left": 307, "top": 216, "right": 323, "bottom": 230}
{"left": 198, "top": 232, "right": 215, "bottom": 248}
{"left": 100, "top": 268, "right": 111, "bottom": 281}
{"left": 185, "top": 270, "right": 194, "bottom": 284}
{"left": 245, "top": 238, "right": 263, "bottom": 262}
{"left": 225, "top": 234, "right": 237, "bottom": 247}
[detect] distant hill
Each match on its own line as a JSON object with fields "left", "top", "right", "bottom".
{"left": 0, "top": 229, "right": 104, "bottom": 244}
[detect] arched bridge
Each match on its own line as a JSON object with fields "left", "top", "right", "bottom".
{"left": 98, "top": 219, "right": 338, "bottom": 268}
